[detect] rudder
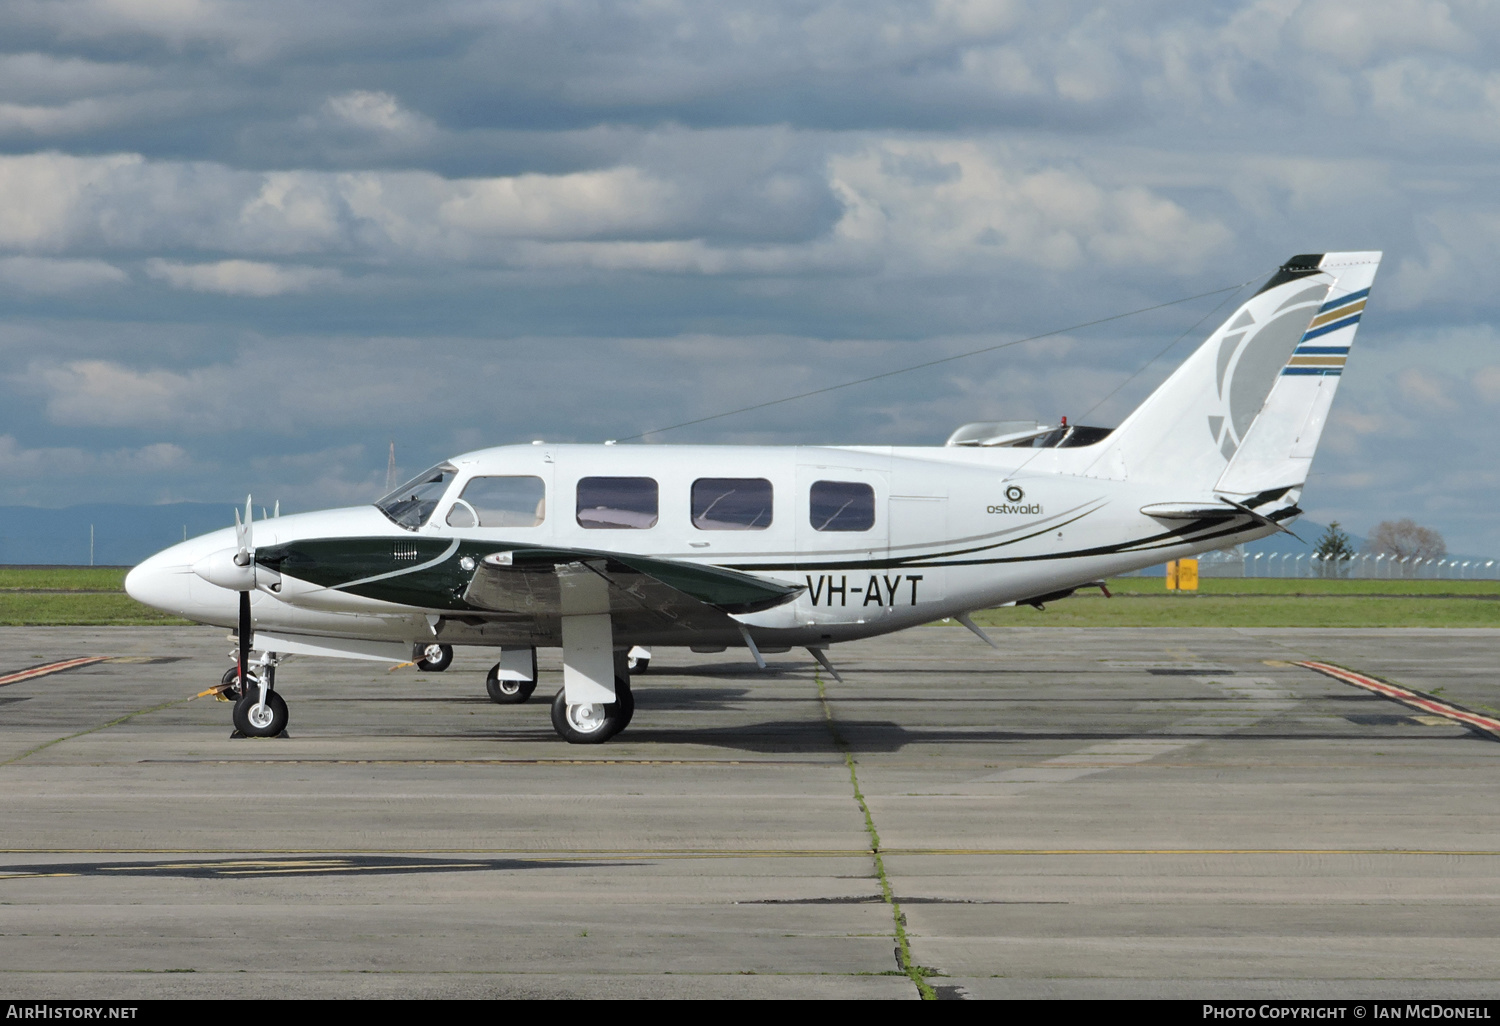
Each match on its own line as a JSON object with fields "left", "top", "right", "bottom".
{"left": 1082, "top": 251, "right": 1381, "bottom": 506}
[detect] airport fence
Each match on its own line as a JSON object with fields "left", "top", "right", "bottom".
{"left": 1193, "top": 552, "right": 1500, "bottom": 579}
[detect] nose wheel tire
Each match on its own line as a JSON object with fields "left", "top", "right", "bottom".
{"left": 416, "top": 643, "right": 453, "bottom": 672}
{"left": 485, "top": 661, "right": 538, "bottom": 704}
{"left": 550, "top": 678, "right": 633, "bottom": 744}
{"left": 232, "top": 690, "right": 289, "bottom": 737}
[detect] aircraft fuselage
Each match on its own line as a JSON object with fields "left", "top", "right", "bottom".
{"left": 127, "top": 441, "right": 1279, "bottom": 652}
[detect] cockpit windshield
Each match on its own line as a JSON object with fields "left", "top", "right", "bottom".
{"left": 375, "top": 464, "right": 457, "bottom": 530}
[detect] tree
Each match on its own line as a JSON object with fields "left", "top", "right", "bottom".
{"left": 1366, "top": 518, "right": 1446, "bottom": 577}
{"left": 1314, "top": 521, "right": 1355, "bottom": 578}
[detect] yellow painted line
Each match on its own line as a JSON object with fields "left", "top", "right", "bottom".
{"left": 102, "top": 860, "right": 348, "bottom": 871}
{"left": 139, "top": 758, "right": 794, "bottom": 766}
{"left": 880, "top": 848, "right": 1500, "bottom": 856}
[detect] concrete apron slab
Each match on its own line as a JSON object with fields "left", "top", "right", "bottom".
{"left": 1, "top": 625, "right": 1498, "bottom": 998}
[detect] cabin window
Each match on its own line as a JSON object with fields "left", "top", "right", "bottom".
{"left": 809, "top": 480, "right": 875, "bottom": 532}
{"left": 375, "top": 463, "right": 457, "bottom": 530}
{"left": 446, "top": 475, "right": 546, "bottom": 529}
{"left": 577, "top": 477, "right": 659, "bottom": 529}
{"left": 692, "top": 478, "right": 773, "bottom": 531}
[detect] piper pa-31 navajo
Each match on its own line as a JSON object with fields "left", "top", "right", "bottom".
{"left": 126, "top": 252, "right": 1381, "bottom": 744}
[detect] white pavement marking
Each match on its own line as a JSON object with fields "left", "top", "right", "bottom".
{"left": 957, "top": 678, "right": 1297, "bottom": 793}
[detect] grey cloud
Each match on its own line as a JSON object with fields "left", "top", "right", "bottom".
{"left": 0, "top": 255, "right": 125, "bottom": 292}
{"left": 0, "top": 0, "right": 1498, "bottom": 558}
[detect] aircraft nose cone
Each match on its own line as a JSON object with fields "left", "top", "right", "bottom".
{"left": 125, "top": 548, "right": 195, "bottom": 615}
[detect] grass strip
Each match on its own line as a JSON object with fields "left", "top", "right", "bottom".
{"left": 815, "top": 672, "right": 937, "bottom": 1000}
{"left": 0, "top": 568, "right": 130, "bottom": 590}
{"left": 1107, "top": 577, "right": 1500, "bottom": 596}
{"left": 0, "top": 593, "right": 191, "bottom": 626}
{"left": 968, "top": 594, "right": 1500, "bottom": 628}
{"left": 1, "top": 696, "right": 196, "bottom": 766}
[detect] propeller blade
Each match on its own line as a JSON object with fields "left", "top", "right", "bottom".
{"left": 234, "top": 495, "right": 253, "bottom": 568}
{"left": 238, "top": 589, "right": 252, "bottom": 686}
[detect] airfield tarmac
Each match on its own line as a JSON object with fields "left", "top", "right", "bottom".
{"left": 1, "top": 625, "right": 1498, "bottom": 1000}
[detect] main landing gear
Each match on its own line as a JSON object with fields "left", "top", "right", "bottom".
{"left": 416, "top": 643, "right": 453, "bottom": 672}
{"left": 549, "top": 675, "right": 634, "bottom": 744}
{"left": 486, "top": 648, "right": 538, "bottom": 705}
{"left": 626, "top": 645, "right": 651, "bottom": 674}
{"left": 486, "top": 642, "right": 635, "bottom": 743}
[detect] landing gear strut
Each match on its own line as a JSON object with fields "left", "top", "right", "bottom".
{"left": 230, "top": 652, "right": 288, "bottom": 738}
{"left": 550, "top": 676, "right": 633, "bottom": 744}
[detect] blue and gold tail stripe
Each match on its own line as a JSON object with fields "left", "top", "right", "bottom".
{"left": 1282, "top": 288, "right": 1370, "bottom": 376}
{"left": 1318, "top": 287, "right": 1369, "bottom": 314}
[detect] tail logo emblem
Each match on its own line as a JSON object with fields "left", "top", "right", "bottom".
{"left": 1208, "top": 283, "right": 1331, "bottom": 460}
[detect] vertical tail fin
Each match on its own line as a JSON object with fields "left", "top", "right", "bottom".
{"left": 1083, "top": 252, "right": 1382, "bottom": 504}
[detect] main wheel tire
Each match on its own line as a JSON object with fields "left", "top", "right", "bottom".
{"left": 416, "top": 643, "right": 454, "bottom": 672}
{"left": 232, "top": 690, "right": 289, "bottom": 737}
{"left": 485, "top": 660, "right": 538, "bottom": 704}
{"left": 549, "top": 677, "right": 633, "bottom": 744}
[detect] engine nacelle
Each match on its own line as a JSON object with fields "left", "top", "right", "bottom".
{"left": 192, "top": 548, "right": 257, "bottom": 591}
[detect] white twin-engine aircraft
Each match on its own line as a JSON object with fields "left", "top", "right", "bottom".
{"left": 126, "top": 252, "right": 1381, "bottom": 743}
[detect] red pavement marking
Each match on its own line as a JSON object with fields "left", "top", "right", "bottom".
{"left": 0, "top": 656, "right": 110, "bottom": 688}
{"left": 1297, "top": 660, "right": 1500, "bottom": 740}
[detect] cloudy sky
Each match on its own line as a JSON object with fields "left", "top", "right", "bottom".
{"left": 0, "top": 0, "right": 1496, "bottom": 552}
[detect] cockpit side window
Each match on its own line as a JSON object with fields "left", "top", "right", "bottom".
{"left": 810, "top": 480, "right": 875, "bottom": 532}
{"left": 375, "top": 464, "right": 457, "bottom": 530}
{"left": 692, "top": 478, "right": 773, "bottom": 531}
{"left": 446, "top": 476, "right": 547, "bottom": 529}
{"left": 577, "top": 477, "right": 658, "bottom": 529}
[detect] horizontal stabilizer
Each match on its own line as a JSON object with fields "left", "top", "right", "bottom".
{"left": 1139, "top": 502, "right": 1241, "bottom": 520}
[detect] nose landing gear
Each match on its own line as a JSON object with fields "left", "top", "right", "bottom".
{"left": 226, "top": 652, "right": 289, "bottom": 738}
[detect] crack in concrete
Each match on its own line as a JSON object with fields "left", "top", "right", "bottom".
{"left": 815, "top": 670, "right": 939, "bottom": 1000}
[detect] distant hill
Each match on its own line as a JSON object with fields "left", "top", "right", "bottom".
{"left": 0, "top": 503, "right": 250, "bottom": 566}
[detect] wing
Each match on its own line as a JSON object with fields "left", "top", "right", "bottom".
{"left": 461, "top": 546, "right": 804, "bottom": 635}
